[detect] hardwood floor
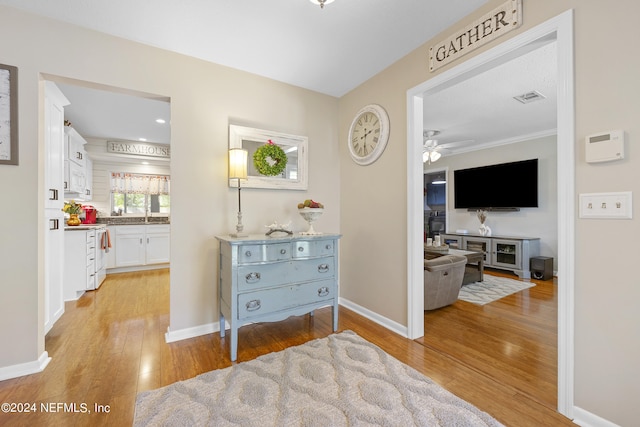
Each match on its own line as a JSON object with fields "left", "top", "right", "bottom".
{"left": 0, "top": 268, "right": 574, "bottom": 426}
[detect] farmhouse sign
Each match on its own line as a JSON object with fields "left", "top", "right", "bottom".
{"left": 107, "top": 141, "right": 170, "bottom": 158}
{"left": 429, "top": 0, "right": 522, "bottom": 72}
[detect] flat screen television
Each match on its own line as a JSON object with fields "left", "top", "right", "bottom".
{"left": 454, "top": 158, "right": 538, "bottom": 210}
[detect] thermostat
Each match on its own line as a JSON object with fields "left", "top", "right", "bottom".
{"left": 585, "top": 130, "right": 625, "bottom": 163}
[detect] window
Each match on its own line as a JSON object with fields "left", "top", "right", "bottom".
{"left": 111, "top": 172, "right": 170, "bottom": 215}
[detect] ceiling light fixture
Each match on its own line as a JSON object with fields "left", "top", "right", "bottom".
{"left": 155, "top": 118, "right": 166, "bottom": 124}
{"left": 138, "top": 138, "right": 147, "bottom": 142}
{"left": 513, "top": 90, "right": 546, "bottom": 104}
{"left": 309, "top": 0, "right": 335, "bottom": 9}
{"left": 422, "top": 130, "right": 442, "bottom": 164}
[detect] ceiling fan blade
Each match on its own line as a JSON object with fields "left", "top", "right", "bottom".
{"left": 438, "top": 139, "right": 476, "bottom": 149}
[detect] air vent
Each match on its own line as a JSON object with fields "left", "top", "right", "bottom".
{"left": 513, "top": 90, "right": 546, "bottom": 104}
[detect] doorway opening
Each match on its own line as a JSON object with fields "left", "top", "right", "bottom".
{"left": 406, "top": 11, "right": 575, "bottom": 417}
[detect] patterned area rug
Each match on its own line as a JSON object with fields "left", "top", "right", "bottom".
{"left": 458, "top": 274, "right": 535, "bottom": 305}
{"left": 134, "top": 331, "right": 503, "bottom": 426}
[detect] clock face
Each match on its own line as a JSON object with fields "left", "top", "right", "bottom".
{"left": 348, "top": 104, "right": 389, "bottom": 165}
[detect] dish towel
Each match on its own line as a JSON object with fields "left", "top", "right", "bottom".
{"left": 102, "top": 229, "right": 112, "bottom": 252}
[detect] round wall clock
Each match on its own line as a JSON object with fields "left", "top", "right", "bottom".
{"left": 347, "top": 104, "right": 390, "bottom": 166}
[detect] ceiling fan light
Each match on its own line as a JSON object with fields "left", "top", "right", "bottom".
{"left": 422, "top": 151, "right": 430, "bottom": 163}
{"left": 309, "top": 0, "right": 335, "bottom": 8}
{"left": 430, "top": 151, "right": 441, "bottom": 162}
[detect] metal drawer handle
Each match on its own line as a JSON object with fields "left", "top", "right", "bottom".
{"left": 298, "top": 246, "right": 304, "bottom": 252}
{"left": 245, "top": 250, "right": 252, "bottom": 257}
{"left": 245, "top": 272, "right": 261, "bottom": 283}
{"left": 49, "top": 218, "right": 59, "bottom": 230}
{"left": 317, "top": 287, "right": 330, "bottom": 297}
{"left": 318, "top": 264, "right": 330, "bottom": 273}
{"left": 246, "top": 299, "right": 261, "bottom": 311}
{"left": 325, "top": 244, "right": 332, "bottom": 250}
{"left": 280, "top": 249, "right": 287, "bottom": 255}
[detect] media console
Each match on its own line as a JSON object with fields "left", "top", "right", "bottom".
{"left": 440, "top": 233, "right": 540, "bottom": 279}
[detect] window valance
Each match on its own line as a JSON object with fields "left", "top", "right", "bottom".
{"left": 110, "top": 172, "right": 170, "bottom": 195}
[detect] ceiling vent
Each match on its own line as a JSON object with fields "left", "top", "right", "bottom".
{"left": 513, "top": 90, "right": 546, "bottom": 104}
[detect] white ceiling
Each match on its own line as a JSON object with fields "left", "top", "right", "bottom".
{"left": 2, "top": 0, "right": 557, "bottom": 155}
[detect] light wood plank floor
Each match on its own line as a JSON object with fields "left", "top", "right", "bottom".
{"left": 0, "top": 268, "right": 574, "bottom": 426}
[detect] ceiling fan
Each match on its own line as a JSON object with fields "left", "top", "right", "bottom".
{"left": 422, "top": 130, "right": 446, "bottom": 164}
{"left": 422, "top": 129, "right": 475, "bottom": 164}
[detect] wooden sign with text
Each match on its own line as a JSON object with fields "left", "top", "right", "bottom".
{"left": 429, "top": 0, "right": 522, "bottom": 72}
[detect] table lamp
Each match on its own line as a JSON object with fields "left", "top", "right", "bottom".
{"left": 229, "top": 148, "right": 248, "bottom": 237}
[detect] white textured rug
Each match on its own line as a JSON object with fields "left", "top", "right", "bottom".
{"left": 458, "top": 274, "right": 535, "bottom": 305}
{"left": 134, "top": 331, "right": 503, "bottom": 426}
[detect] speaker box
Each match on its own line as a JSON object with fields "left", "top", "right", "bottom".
{"left": 530, "top": 256, "right": 553, "bottom": 280}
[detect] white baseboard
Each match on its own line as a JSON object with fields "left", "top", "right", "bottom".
{"left": 107, "top": 263, "right": 169, "bottom": 275}
{"left": 572, "top": 406, "right": 620, "bottom": 427}
{"left": 339, "top": 297, "right": 408, "bottom": 338}
{"left": 0, "top": 351, "right": 51, "bottom": 381}
{"left": 165, "top": 322, "right": 219, "bottom": 343}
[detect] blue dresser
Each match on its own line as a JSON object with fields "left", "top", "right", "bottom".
{"left": 216, "top": 233, "right": 341, "bottom": 361}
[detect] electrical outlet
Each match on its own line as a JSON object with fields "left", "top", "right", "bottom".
{"left": 579, "top": 192, "right": 633, "bottom": 219}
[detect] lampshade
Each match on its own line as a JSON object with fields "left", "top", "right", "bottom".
{"left": 422, "top": 150, "right": 442, "bottom": 163}
{"left": 228, "top": 148, "right": 248, "bottom": 180}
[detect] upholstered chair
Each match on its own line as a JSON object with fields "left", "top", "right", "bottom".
{"left": 423, "top": 254, "right": 467, "bottom": 310}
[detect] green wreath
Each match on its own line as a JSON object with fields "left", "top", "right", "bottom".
{"left": 253, "top": 140, "right": 288, "bottom": 176}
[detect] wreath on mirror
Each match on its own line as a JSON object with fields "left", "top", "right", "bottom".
{"left": 253, "top": 139, "right": 288, "bottom": 176}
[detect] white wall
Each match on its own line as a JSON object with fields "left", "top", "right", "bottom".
{"left": 429, "top": 135, "right": 558, "bottom": 269}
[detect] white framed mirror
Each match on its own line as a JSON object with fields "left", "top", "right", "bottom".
{"left": 229, "top": 124, "right": 308, "bottom": 190}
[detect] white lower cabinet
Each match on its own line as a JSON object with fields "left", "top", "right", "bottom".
{"left": 113, "top": 224, "right": 170, "bottom": 269}
{"left": 63, "top": 228, "right": 98, "bottom": 301}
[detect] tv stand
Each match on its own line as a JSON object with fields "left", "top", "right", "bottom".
{"left": 440, "top": 233, "right": 540, "bottom": 279}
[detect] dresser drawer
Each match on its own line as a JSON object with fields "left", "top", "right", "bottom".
{"left": 237, "top": 257, "right": 335, "bottom": 292}
{"left": 238, "top": 242, "right": 291, "bottom": 264}
{"left": 237, "top": 279, "right": 335, "bottom": 320}
{"left": 292, "top": 239, "right": 336, "bottom": 258}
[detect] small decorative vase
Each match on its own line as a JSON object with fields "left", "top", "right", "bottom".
{"left": 67, "top": 213, "right": 81, "bottom": 226}
{"left": 299, "top": 208, "right": 324, "bottom": 235}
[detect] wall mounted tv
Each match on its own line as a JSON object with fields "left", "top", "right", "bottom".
{"left": 453, "top": 158, "right": 538, "bottom": 210}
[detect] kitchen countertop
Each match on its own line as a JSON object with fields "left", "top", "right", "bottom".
{"left": 64, "top": 224, "right": 107, "bottom": 231}
{"left": 97, "top": 216, "right": 170, "bottom": 225}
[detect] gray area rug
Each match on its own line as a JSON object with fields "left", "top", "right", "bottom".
{"left": 134, "top": 331, "right": 503, "bottom": 426}
{"left": 458, "top": 274, "right": 535, "bottom": 305}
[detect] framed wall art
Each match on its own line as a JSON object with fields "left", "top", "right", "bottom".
{"left": 0, "top": 63, "right": 18, "bottom": 166}
{"left": 229, "top": 124, "right": 308, "bottom": 190}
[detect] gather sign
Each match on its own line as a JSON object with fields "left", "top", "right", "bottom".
{"left": 429, "top": 0, "right": 522, "bottom": 72}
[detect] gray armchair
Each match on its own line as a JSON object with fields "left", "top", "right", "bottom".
{"left": 423, "top": 254, "right": 467, "bottom": 310}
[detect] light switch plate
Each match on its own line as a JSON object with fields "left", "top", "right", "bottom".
{"left": 579, "top": 191, "right": 633, "bottom": 219}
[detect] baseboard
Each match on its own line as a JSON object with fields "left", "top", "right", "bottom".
{"left": 165, "top": 322, "right": 219, "bottom": 343}
{"left": 572, "top": 406, "right": 620, "bottom": 427}
{"left": 163, "top": 301, "right": 407, "bottom": 344}
{"left": 339, "top": 297, "right": 408, "bottom": 338}
{"left": 0, "top": 351, "right": 51, "bottom": 381}
{"left": 107, "top": 263, "right": 169, "bottom": 275}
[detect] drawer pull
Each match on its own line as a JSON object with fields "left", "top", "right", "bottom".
{"left": 325, "top": 244, "right": 332, "bottom": 250}
{"left": 246, "top": 299, "right": 261, "bottom": 311}
{"left": 318, "top": 264, "right": 330, "bottom": 273}
{"left": 318, "top": 287, "right": 330, "bottom": 297}
{"left": 298, "top": 246, "right": 304, "bottom": 252}
{"left": 280, "top": 248, "right": 287, "bottom": 254}
{"left": 245, "top": 272, "right": 261, "bottom": 283}
{"left": 245, "top": 250, "right": 252, "bottom": 257}
{"left": 49, "top": 218, "right": 59, "bottom": 230}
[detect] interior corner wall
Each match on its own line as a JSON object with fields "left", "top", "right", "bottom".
{"left": 430, "top": 135, "right": 558, "bottom": 271}
{"left": 0, "top": 6, "right": 339, "bottom": 375}
{"left": 338, "top": 1, "right": 640, "bottom": 426}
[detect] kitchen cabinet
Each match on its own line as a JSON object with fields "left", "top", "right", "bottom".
{"left": 145, "top": 224, "right": 170, "bottom": 264}
{"left": 113, "top": 224, "right": 170, "bottom": 268}
{"left": 217, "top": 234, "right": 341, "bottom": 361}
{"left": 64, "top": 127, "right": 92, "bottom": 199}
{"left": 63, "top": 228, "right": 100, "bottom": 300}
{"left": 115, "top": 226, "right": 146, "bottom": 267}
{"left": 43, "top": 81, "right": 69, "bottom": 334}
